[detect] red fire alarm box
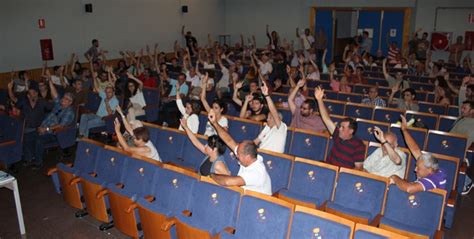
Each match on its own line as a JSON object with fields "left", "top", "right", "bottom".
{"left": 465, "top": 31, "right": 474, "bottom": 51}
{"left": 40, "top": 39, "right": 54, "bottom": 61}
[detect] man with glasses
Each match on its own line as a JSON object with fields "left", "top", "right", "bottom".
{"left": 288, "top": 78, "right": 325, "bottom": 132}
{"left": 208, "top": 110, "right": 272, "bottom": 195}
{"left": 361, "top": 86, "right": 386, "bottom": 107}
{"left": 30, "top": 79, "right": 76, "bottom": 169}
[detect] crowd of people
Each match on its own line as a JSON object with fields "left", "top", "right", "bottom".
{"left": 2, "top": 25, "right": 474, "bottom": 196}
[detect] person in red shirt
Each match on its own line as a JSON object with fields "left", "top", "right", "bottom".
{"left": 138, "top": 68, "right": 157, "bottom": 88}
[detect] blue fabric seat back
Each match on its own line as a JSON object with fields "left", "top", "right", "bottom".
{"left": 337, "top": 93, "right": 362, "bottom": 103}
{"left": 222, "top": 151, "right": 241, "bottom": 176}
{"left": 377, "top": 87, "right": 391, "bottom": 98}
{"left": 368, "top": 78, "right": 388, "bottom": 87}
{"left": 227, "top": 119, "right": 261, "bottom": 142}
{"left": 355, "top": 120, "right": 389, "bottom": 142}
{"left": 142, "top": 87, "right": 160, "bottom": 105}
{"left": 151, "top": 167, "right": 196, "bottom": 213}
{"left": 226, "top": 102, "right": 240, "bottom": 117}
{"left": 285, "top": 129, "right": 293, "bottom": 154}
{"left": 234, "top": 195, "right": 292, "bottom": 239}
{"left": 354, "top": 230, "right": 390, "bottom": 239}
{"left": 85, "top": 91, "right": 101, "bottom": 113}
{"left": 178, "top": 137, "right": 207, "bottom": 170}
{"left": 324, "top": 91, "right": 339, "bottom": 100}
{"left": 279, "top": 109, "right": 292, "bottom": 126}
{"left": 154, "top": 129, "right": 186, "bottom": 163}
{"left": 259, "top": 151, "right": 293, "bottom": 193}
{"left": 447, "top": 106, "right": 459, "bottom": 117}
{"left": 405, "top": 112, "right": 438, "bottom": 130}
{"left": 289, "top": 211, "right": 352, "bottom": 239}
{"left": 389, "top": 125, "right": 426, "bottom": 149}
{"left": 373, "top": 108, "right": 402, "bottom": 124}
{"left": 187, "top": 181, "right": 241, "bottom": 231}
{"left": 322, "top": 100, "right": 344, "bottom": 115}
{"left": 94, "top": 149, "right": 129, "bottom": 183}
{"left": 353, "top": 85, "right": 369, "bottom": 95}
{"left": 418, "top": 102, "right": 446, "bottom": 115}
{"left": 333, "top": 171, "right": 387, "bottom": 220}
{"left": 270, "top": 94, "right": 288, "bottom": 105}
{"left": 382, "top": 185, "right": 444, "bottom": 233}
{"left": 437, "top": 116, "right": 456, "bottom": 132}
{"left": 289, "top": 131, "right": 328, "bottom": 161}
{"left": 198, "top": 114, "right": 208, "bottom": 135}
{"left": 0, "top": 115, "right": 22, "bottom": 142}
{"left": 121, "top": 158, "right": 159, "bottom": 196}
{"left": 425, "top": 131, "right": 467, "bottom": 161}
{"left": 344, "top": 104, "right": 374, "bottom": 120}
{"left": 74, "top": 140, "right": 103, "bottom": 174}
{"left": 287, "top": 161, "right": 337, "bottom": 203}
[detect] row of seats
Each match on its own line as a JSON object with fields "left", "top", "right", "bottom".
{"left": 48, "top": 138, "right": 444, "bottom": 238}
{"left": 144, "top": 123, "right": 463, "bottom": 229}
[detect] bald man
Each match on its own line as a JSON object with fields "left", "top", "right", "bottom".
{"left": 363, "top": 127, "right": 406, "bottom": 178}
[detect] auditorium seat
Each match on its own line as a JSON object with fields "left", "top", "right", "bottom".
{"left": 173, "top": 134, "right": 207, "bottom": 171}
{"left": 325, "top": 168, "right": 389, "bottom": 224}
{"left": 344, "top": 102, "right": 374, "bottom": 120}
{"left": 389, "top": 124, "right": 427, "bottom": 149}
{"left": 405, "top": 110, "right": 438, "bottom": 130}
{"left": 154, "top": 126, "right": 187, "bottom": 163}
{"left": 337, "top": 92, "right": 363, "bottom": 103}
{"left": 47, "top": 139, "right": 104, "bottom": 209}
{"left": 270, "top": 92, "right": 288, "bottom": 105}
{"left": 277, "top": 157, "right": 338, "bottom": 209}
{"left": 258, "top": 149, "right": 294, "bottom": 194}
{"left": 418, "top": 101, "right": 446, "bottom": 115}
{"left": 355, "top": 119, "right": 390, "bottom": 142}
{"left": 354, "top": 223, "right": 409, "bottom": 239}
{"left": 447, "top": 105, "right": 459, "bottom": 117}
{"left": 437, "top": 115, "right": 457, "bottom": 132}
{"left": 227, "top": 116, "right": 262, "bottom": 142}
{"left": 137, "top": 164, "right": 198, "bottom": 239}
{"left": 175, "top": 176, "right": 242, "bottom": 239}
{"left": 424, "top": 130, "right": 467, "bottom": 162}
{"left": 373, "top": 107, "right": 404, "bottom": 124}
{"left": 323, "top": 90, "right": 339, "bottom": 100}
{"left": 107, "top": 155, "right": 162, "bottom": 238}
{"left": 219, "top": 190, "right": 294, "bottom": 239}
{"left": 378, "top": 185, "right": 445, "bottom": 239}
{"left": 289, "top": 128, "right": 329, "bottom": 162}
{"left": 322, "top": 99, "right": 345, "bottom": 115}
{"left": 289, "top": 205, "right": 355, "bottom": 239}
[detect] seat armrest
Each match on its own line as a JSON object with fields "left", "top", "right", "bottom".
{"left": 96, "top": 188, "right": 109, "bottom": 199}
{"left": 182, "top": 210, "right": 192, "bottom": 217}
{"left": 434, "top": 229, "right": 444, "bottom": 239}
{"left": 69, "top": 177, "right": 81, "bottom": 186}
{"left": 447, "top": 190, "right": 458, "bottom": 207}
{"left": 317, "top": 200, "right": 328, "bottom": 211}
{"left": 125, "top": 202, "right": 138, "bottom": 213}
{"left": 145, "top": 195, "right": 155, "bottom": 202}
{"left": 223, "top": 227, "right": 236, "bottom": 234}
{"left": 369, "top": 214, "right": 382, "bottom": 227}
{"left": 0, "top": 140, "right": 15, "bottom": 147}
{"left": 161, "top": 218, "right": 177, "bottom": 231}
{"left": 460, "top": 162, "right": 467, "bottom": 174}
{"left": 53, "top": 126, "right": 65, "bottom": 133}
{"left": 47, "top": 167, "right": 58, "bottom": 176}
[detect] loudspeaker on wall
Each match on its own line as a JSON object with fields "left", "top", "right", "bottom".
{"left": 182, "top": 5, "right": 188, "bottom": 13}
{"left": 85, "top": 4, "right": 93, "bottom": 13}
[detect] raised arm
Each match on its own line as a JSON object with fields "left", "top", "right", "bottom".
{"left": 7, "top": 80, "right": 17, "bottom": 103}
{"left": 200, "top": 73, "right": 212, "bottom": 112}
{"left": 116, "top": 106, "right": 134, "bottom": 135}
{"left": 289, "top": 76, "right": 306, "bottom": 114}
{"left": 48, "top": 73, "right": 59, "bottom": 99}
{"left": 373, "top": 127, "right": 402, "bottom": 165}
{"left": 232, "top": 81, "right": 244, "bottom": 106}
{"left": 208, "top": 110, "right": 238, "bottom": 150}
{"left": 239, "top": 94, "right": 253, "bottom": 118}
{"left": 388, "top": 81, "right": 401, "bottom": 104}
{"left": 382, "top": 58, "right": 390, "bottom": 80}
{"left": 126, "top": 72, "right": 143, "bottom": 90}
{"left": 261, "top": 80, "right": 281, "bottom": 128}
{"left": 114, "top": 119, "right": 150, "bottom": 155}
{"left": 400, "top": 115, "right": 422, "bottom": 159}
{"left": 314, "top": 87, "right": 336, "bottom": 134}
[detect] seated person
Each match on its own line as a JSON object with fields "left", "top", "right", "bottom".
{"left": 65, "top": 79, "right": 88, "bottom": 107}
{"left": 239, "top": 93, "right": 268, "bottom": 122}
{"left": 176, "top": 83, "right": 201, "bottom": 134}
{"left": 201, "top": 74, "right": 229, "bottom": 136}
{"left": 116, "top": 106, "right": 144, "bottom": 146}
{"left": 364, "top": 127, "right": 406, "bottom": 178}
{"left": 390, "top": 115, "right": 446, "bottom": 193}
{"left": 114, "top": 119, "right": 161, "bottom": 162}
{"left": 78, "top": 85, "right": 119, "bottom": 138}
{"left": 208, "top": 109, "right": 272, "bottom": 195}
{"left": 180, "top": 118, "right": 230, "bottom": 176}
{"left": 288, "top": 78, "right": 325, "bottom": 132}
{"left": 254, "top": 81, "right": 287, "bottom": 153}
{"left": 383, "top": 58, "right": 410, "bottom": 89}
{"left": 389, "top": 84, "right": 419, "bottom": 111}
{"left": 315, "top": 87, "right": 365, "bottom": 169}
{"left": 30, "top": 80, "right": 76, "bottom": 169}
{"left": 125, "top": 72, "right": 147, "bottom": 121}
{"left": 361, "top": 86, "right": 386, "bottom": 107}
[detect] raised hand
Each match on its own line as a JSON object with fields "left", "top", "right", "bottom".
{"left": 114, "top": 118, "right": 121, "bottom": 132}
{"left": 314, "top": 86, "right": 325, "bottom": 101}
{"left": 400, "top": 115, "right": 408, "bottom": 131}
{"left": 180, "top": 117, "right": 188, "bottom": 129}
{"left": 208, "top": 109, "right": 217, "bottom": 124}
{"left": 245, "top": 94, "right": 254, "bottom": 103}
{"left": 261, "top": 81, "right": 269, "bottom": 96}
{"left": 235, "top": 81, "right": 243, "bottom": 90}
{"left": 373, "top": 126, "right": 385, "bottom": 142}
{"left": 296, "top": 78, "right": 306, "bottom": 88}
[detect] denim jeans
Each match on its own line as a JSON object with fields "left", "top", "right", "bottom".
{"left": 32, "top": 133, "right": 57, "bottom": 166}
{"left": 79, "top": 114, "right": 105, "bottom": 137}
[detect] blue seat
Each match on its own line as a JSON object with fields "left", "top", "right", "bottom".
{"left": 198, "top": 113, "right": 208, "bottom": 135}
{"left": 368, "top": 78, "right": 388, "bottom": 87}
{"left": 137, "top": 165, "right": 198, "bottom": 239}
{"left": 337, "top": 92, "right": 363, "bottom": 103}
{"left": 219, "top": 191, "right": 293, "bottom": 239}
{"left": 289, "top": 129, "right": 329, "bottom": 161}
{"left": 107, "top": 157, "right": 161, "bottom": 238}
{"left": 154, "top": 127, "right": 187, "bottom": 163}
{"left": 47, "top": 139, "right": 104, "bottom": 209}
{"left": 221, "top": 150, "right": 241, "bottom": 176}
{"left": 377, "top": 87, "right": 392, "bottom": 98}
{"left": 373, "top": 107, "right": 404, "bottom": 124}
{"left": 379, "top": 185, "right": 445, "bottom": 239}
{"left": 437, "top": 115, "right": 457, "bottom": 132}
{"left": 83, "top": 91, "right": 101, "bottom": 113}
{"left": 278, "top": 108, "right": 292, "bottom": 126}
{"left": 270, "top": 93, "right": 288, "bottom": 105}
{"left": 355, "top": 119, "right": 390, "bottom": 142}
{"left": 425, "top": 130, "right": 467, "bottom": 161}
{"left": 406, "top": 111, "right": 438, "bottom": 130}
{"left": 418, "top": 102, "right": 446, "bottom": 115}
{"left": 389, "top": 124, "right": 427, "bottom": 149}
{"left": 142, "top": 87, "right": 160, "bottom": 105}
{"left": 258, "top": 149, "right": 294, "bottom": 194}
{"left": 174, "top": 135, "right": 208, "bottom": 171}
{"left": 354, "top": 224, "right": 409, "bottom": 239}
{"left": 322, "top": 99, "right": 345, "bottom": 115}
{"left": 80, "top": 146, "right": 130, "bottom": 224}
{"left": 284, "top": 127, "right": 293, "bottom": 154}
{"left": 227, "top": 117, "right": 262, "bottom": 142}
{"left": 175, "top": 176, "right": 242, "bottom": 239}
{"left": 289, "top": 205, "right": 354, "bottom": 239}
{"left": 0, "top": 114, "right": 24, "bottom": 167}
{"left": 447, "top": 105, "right": 459, "bottom": 117}
{"left": 324, "top": 90, "right": 339, "bottom": 100}
{"left": 344, "top": 103, "right": 374, "bottom": 120}
{"left": 353, "top": 85, "right": 370, "bottom": 95}
{"left": 277, "top": 158, "right": 338, "bottom": 208}
{"left": 326, "top": 168, "right": 389, "bottom": 224}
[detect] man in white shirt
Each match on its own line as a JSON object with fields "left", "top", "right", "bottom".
{"left": 209, "top": 110, "right": 272, "bottom": 195}
{"left": 254, "top": 81, "right": 287, "bottom": 153}
{"left": 364, "top": 127, "right": 406, "bottom": 178}
{"left": 254, "top": 53, "right": 273, "bottom": 76}
{"left": 297, "top": 28, "right": 315, "bottom": 51}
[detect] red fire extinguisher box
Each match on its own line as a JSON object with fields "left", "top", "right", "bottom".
{"left": 40, "top": 39, "right": 54, "bottom": 61}
{"left": 465, "top": 31, "right": 474, "bottom": 51}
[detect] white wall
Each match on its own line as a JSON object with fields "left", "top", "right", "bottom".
{"left": 0, "top": 0, "right": 224, "bottom": 72}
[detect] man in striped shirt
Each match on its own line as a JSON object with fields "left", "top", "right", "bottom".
{"left": 314, "top": 87, "right": 365, "bottom": 170}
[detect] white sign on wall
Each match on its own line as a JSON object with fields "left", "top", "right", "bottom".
{"left": 390, "top": 29, "right": 397, "bottom": 37}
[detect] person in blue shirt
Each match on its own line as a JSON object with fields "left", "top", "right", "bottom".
{"left": 78, "top": 84, "right": 119, "bottom": 138}
{"left": 31, "top": 79, "right": 76, "bottom": 169}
